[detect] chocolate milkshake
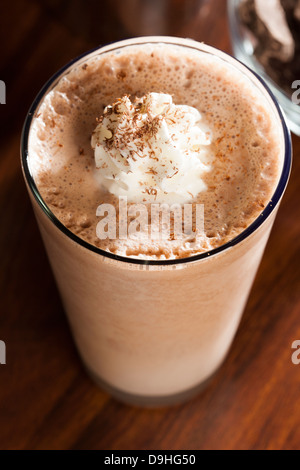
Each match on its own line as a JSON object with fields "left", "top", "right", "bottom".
{"left": 22, "top": 37, "right": 291, "bottom": 405}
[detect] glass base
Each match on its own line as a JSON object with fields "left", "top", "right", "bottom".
{"left": 85, "top": 366, "right": 218, "bottom": 407}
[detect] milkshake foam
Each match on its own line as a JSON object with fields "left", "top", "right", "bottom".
{"left": 28, "top": 42, "right": 282, "bottom": 260}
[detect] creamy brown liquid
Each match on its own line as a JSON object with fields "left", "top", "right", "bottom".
{"left": 29, "top": 43, "right": 281, "bottom": 259}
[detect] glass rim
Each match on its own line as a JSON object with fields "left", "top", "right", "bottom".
{"left": 21, "top": 36, "right": 292, "bottom": 266}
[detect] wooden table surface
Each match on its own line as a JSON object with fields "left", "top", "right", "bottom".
{"left": 1, "top": 0, "right": 300, "bottom": 450}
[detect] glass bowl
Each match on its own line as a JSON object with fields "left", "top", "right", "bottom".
{"left": 228, "top": 0, "right": 300, "bottom": 136}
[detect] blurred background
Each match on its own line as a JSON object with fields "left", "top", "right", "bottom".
{"left": 0, "top": 0, "right": 300, "bottom": 451}
{"left": 0, "top": 0, "right": 228, "bottom": 146}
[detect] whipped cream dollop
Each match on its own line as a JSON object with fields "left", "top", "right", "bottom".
{"left": 91, "top": 93, "right": 212, "bottom": 203}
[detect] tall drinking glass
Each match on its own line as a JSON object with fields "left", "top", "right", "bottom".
{"left": 21, "top": 37, "right": 292, "bottom": 406}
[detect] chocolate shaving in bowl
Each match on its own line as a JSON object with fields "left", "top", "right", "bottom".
{"left": 239, "top": 0, "right": 300, "bottom": 99}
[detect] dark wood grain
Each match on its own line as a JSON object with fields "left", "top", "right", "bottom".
{"left": 0, "top": 0, "right": 299, "bottom": 450}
